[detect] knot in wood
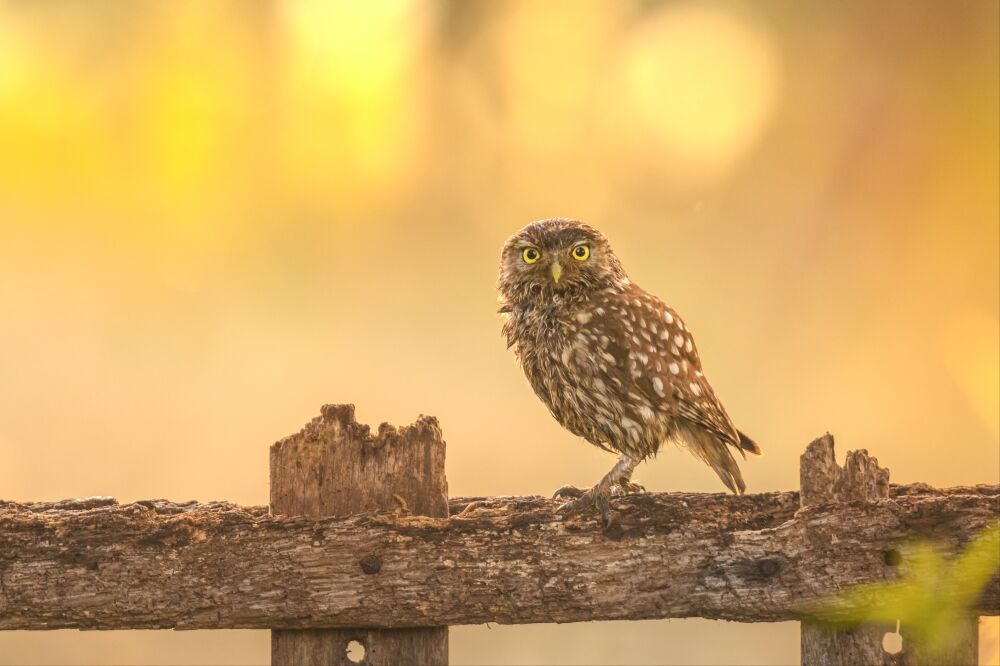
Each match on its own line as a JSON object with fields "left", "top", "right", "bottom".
{"left": 358, "top": 554, "right": 382, "bottom": 575}
{"left": 757, "top": 558, "right": 781, "bottom": 577}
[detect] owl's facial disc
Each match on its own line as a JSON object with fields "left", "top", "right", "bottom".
{"left": 498, "top": 218, "right": 629, "bottom": 307}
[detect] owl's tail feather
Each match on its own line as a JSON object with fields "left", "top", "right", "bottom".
{"left": 678, "top": 422, "right": 747, "bottom": 495}
{"left": 737, "top": 430, "right": 762, "bottom": 456}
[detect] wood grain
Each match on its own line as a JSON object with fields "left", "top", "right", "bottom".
{"left": 798, "top": 435, "right": 985, "bottom": 666}
{"left": 269, "top": 404, "right": 448, "bottom": 666}
{"left": 800, "top": 435, "right": 896, "bottom": 666}
{"left": 0, "top": 485, "right": 994, "bottom": 630}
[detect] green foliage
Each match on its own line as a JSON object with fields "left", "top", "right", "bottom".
{"left": 815, "top": 523, "right": 999, "bottom": 656}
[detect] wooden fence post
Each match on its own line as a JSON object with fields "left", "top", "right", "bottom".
{"left": 798, "top": 434, "right": 980, "bottom": 666}
{"left": 800, "top": 434, "right": 893, "bottom": 666}
{"left": 269, "top": 404, "right": 449, "bottom": 666}
{"left": 897, "top": 620, "right": 979, "bottom": 666}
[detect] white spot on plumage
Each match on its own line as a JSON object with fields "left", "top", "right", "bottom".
{"left": 671, "top": 345, "right": 681, "bottom": 356}
{"left": 621, "top": 416, "right": 641, "bottom": 443}
{"left": 669, "top": 362, "right": 680, "bottom": 375}
{"left": 637, "top": 405, "right": 656, "bottom": 422}
{"left": 637, "top": 352, "right": 649, "bottom": 365}
{"left": 690, "top": 382, "right": 702, "bottom": 396}
{"left": 650, "top": 322, "right": 658, "bottom": 334}
{"left": 652, "top": 376, "right": 666, "bottom": 397}
{"left": 685, "top": 338, "right": 693, "bottom": 353}
{"left": 576, "top": 311, "right": 593, "bottom": 324}
{"left": 663, "top": 311, "right": 674, "bottom": 324}
{"left": 561, "top": 346, "right": 573, "bottom": 366}
{"left": 673, "top": 333, "right": 684, "bottom": 346}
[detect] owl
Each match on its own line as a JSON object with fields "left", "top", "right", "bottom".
{"left": 498, "top": 218, "right": 761, "bottom": 526}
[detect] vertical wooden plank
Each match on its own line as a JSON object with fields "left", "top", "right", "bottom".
{"left": 798, "top": 435, "right": 978, "bottom": 666}
{"left": 800, "top": 434, "right": 893, "bottom": 666}
{"left": 270, "top": 404, "right": 449, "bottom": 666}
{"left": 896, "top": 619, "right": 979, "bottom": 665}
{"left": 801, "top": 624, "right": 895, "bottom": 666}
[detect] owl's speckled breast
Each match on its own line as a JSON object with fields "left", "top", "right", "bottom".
{"left": 505, "top": 289, "right": 671, "bottom": 460}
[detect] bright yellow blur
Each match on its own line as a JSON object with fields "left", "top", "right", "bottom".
{"left": 0, "top": 1, "right": 997, "bottom": 665}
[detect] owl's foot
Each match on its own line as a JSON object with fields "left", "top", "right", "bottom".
{"left": 554, "top": 479, "right": 643, "bottom": 502}
{"left": 551, "top": 485, "right": 585, "bottom": 500}
{"left": 553, "top": 454, "right": 639, "bottom": 528}
{"left": 555, "top": 483, "right": 614, "bottom": 528}
{"left": 612, "top": 478, "right": 645, "bottom": 496}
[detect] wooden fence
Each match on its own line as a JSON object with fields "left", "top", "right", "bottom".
{"left": 1, "top": 404, "right": 997, "bottom": 665}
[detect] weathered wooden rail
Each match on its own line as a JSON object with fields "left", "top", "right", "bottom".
{"left": 0, "top": 404, "right": 997, "bottom": 666}
{"left": 1, "top": 488, "right": 996, "bottom": 629}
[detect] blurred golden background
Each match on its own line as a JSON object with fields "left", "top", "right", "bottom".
{"left": 0, "top": 0, "right": 997, "bottom": 664}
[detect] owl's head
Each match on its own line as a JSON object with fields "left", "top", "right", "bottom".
{"left": 498, "top": 218, "right": 628, "bottom": 307}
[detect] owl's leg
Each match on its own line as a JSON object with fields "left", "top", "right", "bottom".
{"left": 612, "top": 476, "right": 645, "bottom": 496}
{"left": 609, "top": 455, "right": 642, "bottom": 496}
{"left": 554, "top": 454, "right": 638, "bottom": 527}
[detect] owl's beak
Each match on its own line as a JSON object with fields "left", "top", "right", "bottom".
{"left": 550, "top": 261, "right": 563, "bottom": 284}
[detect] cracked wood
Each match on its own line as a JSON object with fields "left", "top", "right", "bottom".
{"left": 0, "top": 484, "right": 996, "bottom": 631}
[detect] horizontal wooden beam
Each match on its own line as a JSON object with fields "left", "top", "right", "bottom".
{"left": 0, "top": 485, "right": 996, "bottom": 630}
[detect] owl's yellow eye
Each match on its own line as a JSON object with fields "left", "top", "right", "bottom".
{"left": 572, "top": 244, "right": 590, "bottom": 261}
{"left": 522, "top": 247, "right": 541, "bottom": 264}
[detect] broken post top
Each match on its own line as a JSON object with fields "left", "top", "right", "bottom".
{"left": 800, "top": 433, "right": 890, "bottom": 507}
{"left": 269, "top": 404, "right": 448, "bottom": 519}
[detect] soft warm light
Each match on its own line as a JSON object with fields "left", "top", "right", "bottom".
{"left": 280, "top": 0, "right": 426, "bottom": 206}
{"left": 622, "top": 5, "right": 780, "bottom": 182}
{"left": 941, "top": 310, "right": 1000, "bottom": 437}
{"left": 0, "top": 2, "right": 996, "bottom": 664}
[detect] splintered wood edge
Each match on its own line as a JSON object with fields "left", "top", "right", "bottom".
{"left": 269, "top": 403, "right": 443, "bottom": 455}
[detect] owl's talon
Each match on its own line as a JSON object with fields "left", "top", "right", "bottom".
{"left": 551, "top": 485, "right": 585, "bottom": 500}
{"left": 553, "top": 484, "right": 615, "bottom": 526}
{"left": 611, "top": 479, "right": 646, "bottom": 496}
{"left": 595, "top": 494, "right": 613, "bottom": 528}
{"left": 554, "top": 495, "right": 587, "bottom": 515}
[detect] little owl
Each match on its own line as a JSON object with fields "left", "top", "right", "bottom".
{"left": 498, "top": 218, "right": 761, "bottom": 526}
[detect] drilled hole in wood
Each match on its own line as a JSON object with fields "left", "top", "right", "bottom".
{"left": 884, "top": 549, "right": 902, "bottom": 566}
{"left": 882, "top": 631, "right": 903, "bottom": 654}
{"left": 882, "top": 619, "right": 903, "bottom": 655}
{"left": 346, "top": 640, "right": 366, "bottom": 663}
